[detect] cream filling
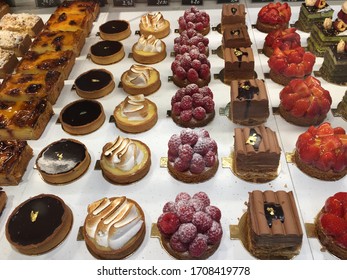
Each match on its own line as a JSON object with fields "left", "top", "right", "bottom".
{"left": 135, "top": 35, "right": 162, "bottom": 53}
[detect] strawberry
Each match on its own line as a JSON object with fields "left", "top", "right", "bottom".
{"left": 316, "top": 122, "right": 334, "bottom": 137}
{"left": 297, "top": 143, "right": 320, "bottom": 164}
{"left": 283, "top": 63, "right": 298, "bottom": 77}
{"left": 315, "top": 151, "right": 336, "bottom": 171}
{"left": 305, "top": 75, "right": 321, "bottom": 87}
{"left": 337, "top": 134, "right": 347, "bottom": 146}
{"left": 333, "top": 192, "right": 347, "bottom": 206}
{"left": 308, "top": 125, "right": 318, "bottom": 136}
{"left": 291, "top": 98, "right": 310, "bottom": 117}
{"left": 287, "top": 51, "right": 303, "bottom": 64}
{"left": 296, "top": 132, "right": 313, "bottom": 149}
{"left": 280, "top": 92, "right": 301, "bottom": 110}
{"left": 336, "top": 233, "right": 347, "bottom": 249}
{"left": 321, "top": 135, "right": 342, "bottom": 152}
{"left": 334, "top": 127, "right": 346, "bottom": 135}
{"left": 325, "top": 197, "right": 344, "bottom": 217}
{"left": 290, "top": 79, "right": 311, "bottom": 97}
{"left": 305, "top": 97, "right": 320, "bottom": 118}
{"left": 334, "top": 151, "right": 347, "bottom": 172}
{"left": 320, "top": 213, "right": 347, "bottom": 237}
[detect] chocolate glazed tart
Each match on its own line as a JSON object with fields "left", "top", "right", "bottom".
{"left": 99, "top": 20, "right": 131, "bottom": 41}
{"left": 59, "top": 99, "right": 105, "bottom": 135}
{"left": 35, "top": 139, "right": 91, "bottom": 184}
{"left": 90, "top": 40, "right": 125, "bottom": 65}
{"left": 5, "top": 194, "right": 73, "bottom": 255}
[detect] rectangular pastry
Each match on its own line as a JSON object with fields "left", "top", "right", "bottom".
{"left": 0, "top": 99, "right": 53, "bottom": 140}
{"left": 221, "top": 3, "right": 246, "bottom": 32}
{"left": 30, "top": 30, "right": 85, "bottom": 56}
{"left": 0, "top": 140, "right": 33, "bottom": 186}
{"left": 56, "top": 0, "right": 100, "bottom": 21}
{"left": 320, "top": 44, "right": 347, "bottom": 84}
{"left": 0, "top": 30, "right": 31, "bottom": 57}
{"left": 0, "top": 13, "right": 44, "bottom": 37}
{"left": 0, "top": 71, "right": 64, "bottom": 104}
{"left": 247, "top": 190, "right": 303, "bottom": 259}
{"left": 0, "top": 48, "right": 18, "bottom": 79}
{"left": 223, "top": 24, "right": 251, "bottom": 48}
{"left": 230, "top": 79, "right": 269, "bottom": 125}
{"left": 16, "top": 50, "right": 76, "bottom": 80}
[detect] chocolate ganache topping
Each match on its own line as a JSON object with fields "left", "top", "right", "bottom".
{"left": 245, "top": 128, "right": 262, "bottom": 151}
{"left": 61, "top": 100, "right": 102, "bottom": 127}
{"left": 264, "top": 202, "right": 285, "bottom": 228}
{"left": 100, "top": 20, "right": 129, "bottom": 34}
{"left": 90, "top": 41, "right": 122, "bottom": 57}
{"left": 7, "top": 195, "right": 64, "bottom": 245}
{"left": 75, "top": 69, "right": 113, "bottom": 92}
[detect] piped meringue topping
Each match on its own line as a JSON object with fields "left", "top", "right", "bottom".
{"left": 103, "top": 136, "right": 144, "bottom": 171}
{"left": 85, "top": 197, "right": 144, "bottom": 250}
{"left": 135, "top": 34, "right": 163, "bottom": 53}
{"left": 125, "top": 64, "right": 152, "bottom": 86}
{"left": 121, "top": 94, "right": 148, "bottom": 120}
{"left": 140, "top": 12, "right": 167, "bottom": 31}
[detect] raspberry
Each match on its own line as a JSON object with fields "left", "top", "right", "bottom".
{"left": 168, "top": 134, "right": 181, "bottom": 155}
{"left": 193, "top": 107, "right": 206, "bottom": 120}
{"left": 172, "top": 102, "right": 181, "bottom": 116}
{"left": 168, "top": 151, "right": 176, "bottom": 163}
{"left": 198, "top": 53, "right": 209, "bottom": 65}
{"left": 180, "top": 129, "right": 198, "bottom": 146}
{"left": 206, "top": 138, "right": 217, "bottom": 153}
{"left": 188, "top": 234, "right": 208, "bottom": 258}
{"left": 187, "top": 21, "right": 195, "bottom": 30}
{"left": 204, "top": 205, "right": 221, "bottom": 221}
{"left": 178, "top": 144, "right": 194, "bottom": 162}
{"left": 173, "top": 44, "right": 180, "bottom": 54}
{"left": 174, "top": 37, "right": 180, "bottom": 44}
{"left": 180, "top": 95, "right": 193, "bottom": 110}
{"left": 185, "top": 84, "right": 200, "bottom": 96}
{"left": 199, "top": 64, "right": 210, "bottom": 80}
{"left": 192, "top": 211, "right": 213, "bottom": 233}
{"left": 178, "top": 17, "right": 186, "bottom": 30}
{"left": 175, "top": 192, "right": 191, "bottom": 202}
{"left": 180, "top": 55, "right": 192, "bottom": 71}
{"left": 199, "top": 86, "right": 213, "bottom": 98}
{"left": 179, "top": 44, "right": 189, "bottom": 54}
{"left": 170, "top": 232, "right": 188, "bottom": 252}
{"left": 193, "top": 191, "right": 210, "bottom": 208}
{"left": 163, "top": 201, "right": 176, "bottom": 213}
{"left": 191, "top": 59, "right": 201, "bottom": 71}
{"left": 197, "top": 128, "right": 210, "bottom": 138}
{"left": 178, "top": 223, "right": 197, "bottom": 244}
{"left": 185, "top": 12, "right": 196, "bottom": 22}
{"left": 171, "top": 60, "right": 180, "bottom": 72}
{"left": 192, "top": 93, "right": 204, "bottom": 107}
{"left": 157, "top": 212, "right": 181, "bottom": 236}
{"left": 197, "top": 42, "right": 206, "bottom": 54}
{"left": 190, "top": 153, "right": 205, "bottom": 174}
{"left": 171, "top": 95, "right": 178, "bottom": 105}
{"left": 206, "top": 221, "right": 223, "bottom": 245}
{"left": 202, "top": 37, "right": 209, "bottom": 46}
{"left": 187, "top": 28, "right": 197, "bottom": 38}
{"left": 176, "top": 201, "right": 195, "bottom": 223}
{"left": 174, "top": 66, "right": 187, "bottom": 80}
{"left": 202, "top": 96, "right": 214, "bottom": 113}
{"left": 195, "top": 22, "right": 204, "bottom": 32}
{"left": 193, "top": 138, "right": 210, "bottom": 155}
{"left": 189, "top": 198, "right": 205, "bottom": 212}
{"left": 174, "top": 157, "right": 190, "bottom": 172}
{"left": 189, "top": 48, "right": 200, "bottom": 60}
{"left": 187, "top": 68, "right": 199, "bottom": 83}
{"left": 180, "top": 110, "right": 193, "bottom": 122}
{"left": 190, "top": 36, "right": 200, "bottom": 46}
{"left": 204, "top": 150, "right": 216, "bottom": 167}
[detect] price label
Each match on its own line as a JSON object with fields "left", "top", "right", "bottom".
{"left": 147, "top": 0, "right": 169, "bottom": 5}
{"left": 113, "top": 0, "right": 134, "bottom": 7}
{"left": 35, "top": 0, "right": 61, "bottom": 7}
{"left": 182, "top": 0, "right": 203, "bottom": 6}
{"left": 217, "top": 0, "right": 239, "bottom": 3}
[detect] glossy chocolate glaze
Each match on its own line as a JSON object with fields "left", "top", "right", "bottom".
{"left": 7, "top": 196, "right": 64, "bottom": 246}
{"left": 37, "top": 139, "right": 86, "bottom": 174}
{"left": 90, "top": 41, "right": 122, "bottom": 57}
{"left": 100, "top": 20, "right": 129, "bottom": 34}
{"left": 75, "top": 70, "right": 112, "bottom": 91}
{"left": 61, "top": 100, "right": 102, "bottom": 126}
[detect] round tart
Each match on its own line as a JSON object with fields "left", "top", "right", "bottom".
{"left": 139, "top": 12, "right": 170, "bottom": 39}
{"left": 36, "top": 139, "right": 91, "bottom": 184}
{"left": 113, "top": 94, "right": 158, "bottom": 133}
{"left": 99, "top": 20, "right": 131, "bottom": 41}
{"left": 5, "top": 194, "right": 73, "bottom": 255}
{"left": 132, "top": 35, "right": 166, "bottom": 64}
{"left": 156, "top": 192, "right": 223, "bottom": 259}
{"left": 256, "top": 2, "right": 291, "bottom": 33}
{"left": 83, "top": 196, "right": 145, "bottom": 259}
{"left": 100, "top": 136, "right": 151, "bottom": 184}
{"left": 121, "top": 64, "right": 161, "bottom": 96}
{"left": 167, "top": 128, "right": 218, "bottom": 183}
{"left": 315, "top": 192, "right": 347, "bottom": 259}
{"left": 295, "top": 123, "right": 347, "bottom": 181}
{"left": 74, "top": 69, "right": 115, "bottom": 99}
{"left": 59, "top": 99, "right": 105, "bottom": 135}
{"left": 178, "top": 6, "right": 210, "bottom": 36}
{"left": 90, "top": 40, "right": 125, "bottom": 65}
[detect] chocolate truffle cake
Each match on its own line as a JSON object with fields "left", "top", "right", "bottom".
{"left": 222, "top": 25, "right": 251, "bottom": 49}
{"left": 245, "top": 190, "right": 303, "bottom": 259}
{"left": 230, "top": 79, "right": 269, "bottom": 126}
{"left": 221, "top": 3, "right": 246, "bottom": 32}
{"left": 234, "top": 125, "right": 281, "bottom": 183}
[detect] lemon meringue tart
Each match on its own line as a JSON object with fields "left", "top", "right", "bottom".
{"left": 100, "top": 136, "right": 151, "bottom": 184}
{"left": 139, "top": 12, "right": 170, "bottom": 39}
{"left": 114, "top": 94, "right": 158, "bottom": 133}
{"left": 121, "top": 64, "right": 161, "bottom": 96}
{"left": 132, "top": 34, "right": 166, "bottom": 64}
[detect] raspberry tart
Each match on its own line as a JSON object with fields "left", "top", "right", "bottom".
{"left": 171, "top": 51, "right": 211, "bottom": 88}
{"left": 167, "top": 128, "right": 218, "bottom": 183}
{"left": 156, "top": 191, "right": 223, "bottom": 259}
{"left": 263, "top": 28, "right": 301, "bottom": 57}
{"left": 256, "top": 2, "right": 292, "bottom": 33}
{"left": 279, "top": 76, "right": 332, "bottom": 126}
{"left": 170, "top": 84, "right": 215, "bottom": 128}
{"left": 173, "top": 29, "right": 209, "bottom": 57}
{"left": 295, "top": 122, "right": 347, "bottom": 181}
{"left": 178, "top": 6, "right": 210, "bottom": 36}
{"left": 268, "top": 47, "right": 316, "bottom": 86}
{"left": 315, "top": 192, "right": 347, "bottom": 259}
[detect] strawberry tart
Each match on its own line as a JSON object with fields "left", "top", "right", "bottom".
{"left": 156, "top": 191, "right": 223, "bottom": 259}
{"left": 263, "top": 28, "right": 301, "bottom": 57}
{"left": 256, "top": 2, "right": 292, "bottom": 33}
{"left": 315, "top": 192, "right": 347, "bottom": 259}
{"left": 170, "top": 84, "right": 215, "bottom": 128}
{"left": 295, "top": 122, "right": 347, "bottom": 181}
{"left": 279, "top": 76, "right": 332, "bottom": 126}
{"left": 178, "top": 6, "right": 210, "bottom": 36}
{"left": 268, "top": 47, "right": 316, "bottom": 86}
{"left": 167, "top": 128, "right": 218, "bottom": 183}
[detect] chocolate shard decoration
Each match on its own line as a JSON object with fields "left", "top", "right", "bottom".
{"left": 264, "top": 202, "right": 285, "bottom": 228}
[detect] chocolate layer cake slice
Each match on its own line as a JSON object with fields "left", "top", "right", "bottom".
{"left": 222, "top": 24, "right": 251, "bottom": 48}
{"left": 230, "top": 79, "right": 269, "bottom": 125}
{"left": 247, "top": 190, "right": 303, "bottom": 259}
{"left": 221, "top": 3, "right": 246, "bottom": 32}
{"left": 320, "top": 44, "right": 347, "bottom": 84}
{"left": 234, "top": 125, "right": 281, "bottom": 182}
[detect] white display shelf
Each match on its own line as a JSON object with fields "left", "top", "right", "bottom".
{"left": 0, "top": 2, "right": 346, "bottom": 260}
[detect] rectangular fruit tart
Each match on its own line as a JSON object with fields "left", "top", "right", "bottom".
{"left": 0, "top": 30, "right": 31, "bottom": 57}
{"left": 0, "top": 13, "right": 44, "bottom": 37}
{"left": 0, "top": 99, "right": 53, "bottom": 140}
{"left": 55, "top": 0, "right": 100, "bottom": 21}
